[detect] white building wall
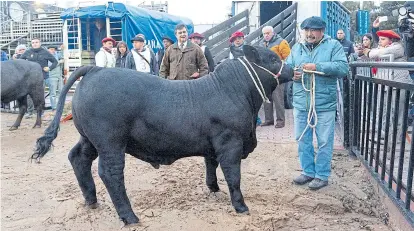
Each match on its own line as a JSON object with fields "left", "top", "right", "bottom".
{"left": 295, "top": 1, "right": 322, "bottom": 42}
{"left": 233, "top": 1, "right": 323, "bottom": 41}
{"left": 233, "top": 1, "right": 260, "bottom": 32}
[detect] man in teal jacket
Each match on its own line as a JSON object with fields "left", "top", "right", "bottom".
{"left": 286, "top": 16, "right": 348, "bottom": 190}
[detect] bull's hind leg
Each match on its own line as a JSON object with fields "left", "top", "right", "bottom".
{"left": 68, "top": 137, "right": 99, "bottom": 208}
{"left": 98, "top": 146, "right": 139, "bottom": 225}
{"left": 204, "top": 157, "right": 220, "bottom": 192}
{"left": 9, "top": 96, "right": 27, "bottom": 130}
{"left": 213, "top": 134, "right": 249, "bottom": 214}
{"left": 32, "top": 95, "right": 43, "bottom": 129}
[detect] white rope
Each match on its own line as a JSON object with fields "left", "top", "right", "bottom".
{"left": 296, "top": 69, "right": 325, "bottom": 142}
{"left": 238, "top": 57, "right": 270, "bottom": 103}
{"left": 237, "top": 57, "right": 285, "bottom": 104}
{"left": 242, "top": 57, "right": 269, "bottom": 100}
{"left": 252, "top": 61, "right": 283, "bottom": 86}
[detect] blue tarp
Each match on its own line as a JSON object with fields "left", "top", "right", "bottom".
{"left": 61, "top": 2, "right": 194, "bottom": 51}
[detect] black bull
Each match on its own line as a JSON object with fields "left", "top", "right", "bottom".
{"left": 1, "top": 60, "right": 45, "bottom": 130}
{"left": 32, "top": 45, "right": 293, "bottom": 225}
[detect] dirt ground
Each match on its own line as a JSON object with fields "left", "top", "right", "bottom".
{"left": 1, "top": 112, "right": 393, "bottom": 231}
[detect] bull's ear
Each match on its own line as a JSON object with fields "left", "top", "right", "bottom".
{"left": 243, "top": 45, "right": 260, "bottom": 64}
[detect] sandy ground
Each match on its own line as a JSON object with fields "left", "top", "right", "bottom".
{"left": 1, "top": 112, "right": 393, "bottom": 231}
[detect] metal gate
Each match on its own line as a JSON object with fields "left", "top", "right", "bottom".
{"left": 347, "top": 61, "right": 414, "bottom": 227}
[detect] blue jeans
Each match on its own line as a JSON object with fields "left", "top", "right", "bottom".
{"left": 45, "top": 77, "right": 62, "bottom": 110}
{"left": 293, "top": 109, "right": 336, "bottom": 181}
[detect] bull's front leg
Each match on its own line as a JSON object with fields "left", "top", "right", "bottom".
{"left": 10, "top": 97, "right": 27, "bottom": 130}
{"left": 213, "top": 134, "right": 249, "bottom": 214}
{"left": 204, "top": 156, "right": 220, "bottom": 192}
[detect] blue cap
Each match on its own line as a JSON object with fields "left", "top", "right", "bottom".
{"left": 300, "top": 16, "right": 326, "bottom": 30}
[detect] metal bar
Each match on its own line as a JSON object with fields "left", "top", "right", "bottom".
{"left": 357, "top": 79, "right": 363, "bottom": 148}
{"left": 365, "top": 82, "right": 373, "bottom": 161}
{"left": 406, "top": 119, "right": 414, "bottom": 210}
{"left": 389, "top": 89, "right": 400, "bottom": 190}
{"left": 361, "top": 81, "right": 367, "bottom": 157}
{"left": 370, "top": 83, "right": 379, "bottom": 167}
{"left": 382, "top": 86, "right": 393, "bottom": 181}
{"left": 397, "top": 90, "right": 410, "bottom": 199}
{"left": 376, "top": 84, "right": 385, "bottom": 174}
{"left": 350, "top": 62, "right": 414, "bottom": 69}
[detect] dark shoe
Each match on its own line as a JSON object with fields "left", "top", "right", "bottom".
{"left": 261, "top": 121, "right": 274, "bottom": 126}
{"left": 275, "top": 121, "right": 285, "bottom": 128}
{"left": 308, "top": 178, "right": 328, "bottom": 190}
{"left": 293, "top": 174, "right": 314, "bottom": 185}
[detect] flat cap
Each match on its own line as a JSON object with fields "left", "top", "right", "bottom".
{"left": 161, "top": 36, "right": 174, "bottom": 44}
{"left": 131, "top": 36, "right": 145, "bottom": 42}
{"left": 300, "top": 16, "right": 326, "bottom": 30}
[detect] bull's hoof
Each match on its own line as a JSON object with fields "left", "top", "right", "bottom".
{"left": 208, "top": 184, "right": 220, "bottom": 193}
{"left": 32, "top": 124, "right": 41, "bottom": 129}
{"left": 150, "top": 163, "right": 160, "bottom": 169}
{"left": 121, "top": 215, "right": 139, "bottom": 227}
{"left": 9, "top": 126, "right": 18, "bottom": 131}
{"left": 235, "top": 205, "right": 250, "bottom": 215}
{"left": 86, "top": 202, "right": 99, "bottom": 209}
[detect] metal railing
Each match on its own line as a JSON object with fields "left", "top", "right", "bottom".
{"left": 347, "top": 61, "right": 414, "bottom": 227}
{"left": 202, "top": 2, "right": 297, "bottom": 64}
{"left": 202, "top": 9, "right": 250, "bottom": 64}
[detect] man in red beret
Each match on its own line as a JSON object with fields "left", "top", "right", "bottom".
{"left": 95, "top": 37, "right": 116, "bottom": 68}
{"left": 228, "top": 31, "right": 245, "bottom": 59}
{"left": 364, "top": 19, "right": 411, "bottom": 145}
{"left": 189, "top": 32, "right": 215, "bottom": 72}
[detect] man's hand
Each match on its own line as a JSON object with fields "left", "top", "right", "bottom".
{"left": 303, "top": 63, "right": 316, "bottom": 71}
{"left": 373, "top": 17, "right": 380, "bottom": 28}
{"left": 293, "top": 71, "right": 302, "bottom": 81}
{"left": 191, "top": 72, "right": 200, "bottom": 78}
{"left": 43, "top": 67, "right": 50, "bottom": 72}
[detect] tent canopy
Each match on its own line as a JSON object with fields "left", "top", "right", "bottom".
{"left": 61, "top": 2, "right": 194, "bottom": 51}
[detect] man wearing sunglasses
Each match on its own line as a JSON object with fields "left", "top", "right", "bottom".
{"left": 159, "top": 24, "right": 208, "bottom": 80}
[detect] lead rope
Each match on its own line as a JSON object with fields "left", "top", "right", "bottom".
{"left": 237, "top": 57, "right": 285, "bottom": 103}
{"left": 238, "top": 57, "right": 270, "bottom": 103}
{"left": 296, "top": 69, "right": 325, "bottom": 142}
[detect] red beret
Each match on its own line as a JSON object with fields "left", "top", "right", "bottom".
{"left": 229, "top": 31, "right": 245, "bottom": 43}
{"left": 189, "top": 32, "right": 204, "bottom": 39}
{"left": 376, "top": 30, "right": 401, "bottom": 40}
{"left": 102, "top": 37, "right": 116, "bottom": 44}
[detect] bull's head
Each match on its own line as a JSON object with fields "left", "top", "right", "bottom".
{"left": 242, "top": 45, "right": 293, "bottom": 87}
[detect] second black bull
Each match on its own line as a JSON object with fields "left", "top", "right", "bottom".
{"left": 32, "top": 45, "right": 293, "bottom": 225}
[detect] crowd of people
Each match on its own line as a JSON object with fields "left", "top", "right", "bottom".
{"left": 1, "top": 14, "right": 413, "bottom": 191}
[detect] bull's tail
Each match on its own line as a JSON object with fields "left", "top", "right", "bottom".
{"left": 31, "top": 66, "right": 96, "bottom": 160}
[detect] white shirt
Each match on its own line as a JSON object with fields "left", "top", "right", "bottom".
{"left": 132, "top": 48, "right": 151, "bottom": 73}
{"left": 179, "top": 41, "right": 188, "bottom": 50}
{"left": 95, "top": 48, "right": 116, "bottom": 68}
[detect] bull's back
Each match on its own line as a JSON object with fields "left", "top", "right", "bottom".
{"left": 1, "top": 60, "right": 43, "bottom": 102}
